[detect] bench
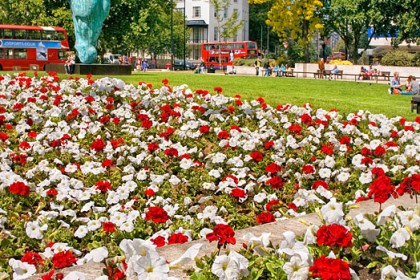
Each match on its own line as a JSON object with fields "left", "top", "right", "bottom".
{"left": 380, "top": 71, "right": 391, "bottom": 81}
{"left": 285, "top": 68, "right": 294, "bottom": 77}
{"left": 411, "top": 95, "right": 420, "bottom": 113}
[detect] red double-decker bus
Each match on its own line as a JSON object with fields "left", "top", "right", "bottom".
{"left": 0, "top": 24, "right": 69, "bottom": 71}
{"left": 201, "top": 41, "right": 259, "bottom": 69}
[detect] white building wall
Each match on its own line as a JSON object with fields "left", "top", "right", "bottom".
{"left": 177, "top": 0, "right": 249, "bottom": 43}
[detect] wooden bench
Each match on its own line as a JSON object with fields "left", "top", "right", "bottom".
{"left": 285, "top": 68, "right": 294, "bottom": 77}
{"left": 380, "top": 71, "right": 391, "bottom": 81}
{"left": 411, "top": 95, "right": 420, "bottom": 113}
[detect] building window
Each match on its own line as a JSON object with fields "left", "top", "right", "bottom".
{"left": 193, "top": 6, "right": 201, "bottom": 18}
{"left": 214, "top": 27, "right": 218, "bottom": 41}
{"left": 224, "top": 8, "right": 228, "bottom": 18}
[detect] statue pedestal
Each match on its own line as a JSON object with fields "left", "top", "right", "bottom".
{"left": 45, "top": 63, "right": 132, "bottom": 75}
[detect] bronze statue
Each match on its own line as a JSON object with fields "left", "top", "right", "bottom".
{"left": 70, "top": 0, "right": 111, "bottom": 64}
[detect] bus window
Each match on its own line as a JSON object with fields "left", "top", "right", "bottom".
{"left": 7, "top": 49, "right": 13, "bottom": 59}
{"left": 29, "top": 30, "right": 42, "bottom": 40}
{"left": 247, "top": 42, "right": 257, "bottom": 49}
{"left": 0, "top": 28, "right": 3, "bottom": 38}
{"left": 58, "top": 50, "right": 67, "bottom": 60}
{"left": 43, "top": 31, "right": 55, "bottom": 40}
{"left": 0, "top": 49, "right": 3, "bottom": 59}
{"left": 56, "top": 31, "right": 65, "bottom": 41}
{"left": 14, "top": 49, "right": 27, "bottom": 59}
{"left": 14, "top": 29, "right": 26, "bottom": 39}
{"left": 4, "top": 29, "right": 13, "bottom": 39}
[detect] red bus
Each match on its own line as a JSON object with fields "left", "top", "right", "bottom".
{"left": 0, "top": 24, "right": 69, "bottom": 71}
{"left": 201, "top": 41, "right": 259, "bottom": 69}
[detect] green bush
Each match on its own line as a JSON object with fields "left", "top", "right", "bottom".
{"left": 380, "top": 50, "right": 416, "bottom": 66}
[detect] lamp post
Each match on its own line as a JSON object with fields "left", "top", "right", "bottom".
{"left": 183, "top": 0, "right": 186, "bottom": 70}
{"left": 171, "top": 1, "right": 174, "bottom": 71}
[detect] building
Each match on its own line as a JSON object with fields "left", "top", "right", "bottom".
{"left": 176, "top": 0, "right": 249, "bottom": 60}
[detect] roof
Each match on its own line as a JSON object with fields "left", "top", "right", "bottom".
{"left": 186, "top": 20, "right": 207, "bottom": 27}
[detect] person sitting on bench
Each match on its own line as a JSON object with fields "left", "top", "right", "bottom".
{"left": 228, "top": 66, "right": 237, "bottom": 75}
{"left": 401, "top": 76, "right": 420, "bottom": 95}
{"left": 389, "top": 72, "right": 403, "bottom": 94}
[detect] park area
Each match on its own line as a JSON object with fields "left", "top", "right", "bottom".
{"left": 0, "top": 71, "right": 419, "bottom": 279}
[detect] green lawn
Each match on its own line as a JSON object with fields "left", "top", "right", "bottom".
{"left": 2, "top": 70, "right": 418, "bottom": 119}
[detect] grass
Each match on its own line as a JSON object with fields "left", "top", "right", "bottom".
{"left": 1, "top": 70, "right": 418, "bottom": 119}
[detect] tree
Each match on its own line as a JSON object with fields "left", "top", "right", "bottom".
{"left": 211, "top": 0, "right": 244, "bottom": 69}
{"left": 250, "top": 0, "right": 323, "bottom": 63}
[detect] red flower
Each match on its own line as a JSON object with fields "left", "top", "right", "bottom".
{"left": 8, "top": 181, "right": 30, "bottom": 196}
{"left": 302, "top": 164, "right": 315, "bottom": 174}
{"left": 90, "top": 138, "right": 106, "bottom": 152}
{"left": 396, "top": 174, "right": 420, "bottom": 196}
{"left": 162, "top": 78, "right": 169, "bottom": 85}
{"left": 265, "top": 176, "right": 284, "bottom": 189}
{"left": 265, "top": 163, "right": 281, "bottom": 173}
{"left": 265, "top": 200, "right": 280, "bottom": 211}
{"left": 367, "top": 175, "right": 397, "bottom": 204}
{"left": 150, "top": 236, "right": 166, "bottom": 247}
{"left": 95, "top": 180, "right": 112, "bottom": 193}
{"left": 46, "top": 188, "right": 58, "bottom": 197}
{"left": 146, "top": 206, "right": 170, "bottom": 224}
{"left": 148, "top": 142, "right": 159, "bottom": 153}
{"left": 309, "top": 256, "right": 351, "bottom": 280}
{"left": 144, "top": 188, "right": 156, "bottom": 196}
{"left": 102, "top": 159, "right": 113, "bottom": 167}
{"left": 312, "top": 180, "right": 329, "bottom": 190}
{"left": 102, "top": 221, "right": 116, "bottom": 233}
{"left": 264, "top": 140, "right": 274, "bottom": 149}
{"left": 19, "top": 141, "right": 31, "bottom": 150}
{"left": 168, "top": 233, "right": 189, "bottom": 245}
{"left": 217, "top": 130, "right": 230, "bottom": 139}
{"left": 99, "top": 115, "right": 110, "bottom": 124}
{"left": 321, "top": 143, "right": 334, "bottom": 155}
{"left": 206, "top": 224, "right": 236, "bottom": 248}
{"left": 214, "top": 87, "right": 223, "bottom": 93}
{"left": 0, "top": 132, "right": 8, "bottom": 141}
{"left": 300, "top": 113, "right": 312, "bottom": 125}
{"left": 373, "top": 146, "right": 386, "bottom": 156}
{"left": 250, "top": 151, "right": 263, "bottom": 162}
{"left": 27, "top": 131, "right": 38, "bottom": 139}
{"left": 316, "top": 224, "right": 353, "bottom": 249}
{"left": 339, "top": 136, "right": 351, "bottom": 145}
{"left": 51, "top": 251, "right": 77, "bottom": 269}
{"left": 288, "top": 124, "right": 302, "bottom": 133}
{"left": 230, "top": 188, "right": 246, "bottom": 198}
{"left": 21, "top": 251, "right": 44, "bottom": 267}
{"left": 256, "top": 212, "right": 276, "bottom": 224}
{"left": 164, "top": 147, "right": 179, "bottom": 157}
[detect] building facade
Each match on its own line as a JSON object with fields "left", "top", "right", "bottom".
{"left": 176, "top": 0, "right": 249, "bottom": 60}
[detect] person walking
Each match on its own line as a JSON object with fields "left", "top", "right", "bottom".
{"left": 318, "top": 58, "right": 325, "bottom": 79}
{"left": 254, "top": 58, "right": 261, "bottom": 76}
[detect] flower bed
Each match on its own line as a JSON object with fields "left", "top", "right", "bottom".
{"left": 0, "top": 73, "right": 419, "bottom": 279}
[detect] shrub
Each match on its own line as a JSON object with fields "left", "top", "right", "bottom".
{"left": 380, "top": 50, "right": 415, "bottom": 66}
{"left": 328, "top": 59, "right": 353, "bottom": 65}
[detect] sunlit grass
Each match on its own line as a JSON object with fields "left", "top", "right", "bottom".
{"left": 2, "top": 70, "right": 417, "bottom": 119}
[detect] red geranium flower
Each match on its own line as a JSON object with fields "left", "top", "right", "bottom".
{"left": 95, "top": 180, "right": 112, "bottom": 193}
{"left": 206, "top": 224, "right": 236, "bottom": 248}
{"left": 250, "top": 151, "right": 263, "bottom": 162}
{"left": 146, "top": 206, "right": 170, "bottom": 224}
{"left": 150, "top": 236, "right": 166, "bottom": 247}
{"left": 147, "top": 142, "right": 159, "bottom": 153}
{"left": 265, "top": 199, "right": 280, "bottom": 211}
{"left": 288, "top": 124, "right": 302, "bottom": 133}
{"left": 230, "top": 188, "right": 246, "bottom": 199}
{"left": 144, "top": 188, "right": 156, "bottom": 196}
{"left": 321, "top": 143, "right": 334, "bottom": 155}
{"left": 102, "top": 159, "right": 113, "bottom": 167}
{"left": 316, "top": 224, "right": 353, "bottom": 249}
{"left": 367, "top": 174, "right": 397, "bottom": 205}
{"left": 309, "top": 256, "right": 351, "bottom": 280}
{"left": 312, "top": 180, "right": 329, "bottom": 190}
{"left": 302, "top": 164, "right": 315, "bottom": 174}
{"left": 265, "top": 163, "right": 281, "bottom": 173}
{"left": 265, "top": 176, "right": 284, "bottom": 189}
{"left": 21, "top": 251, "right": 44, "bottom": 267}
{"left": 396, "top": 174, "right": 420, "bottom": 196}
{"left": 217, "top": 130, "right": 230, "bottom": 139}
{"left": 168, "top": 233, "right": 189, "bottom": 245}
{"left": 90, "top": 138, "right": 106, "bottom": 152}
{"left": 214, "top": 87, "right": 222, "bottom": 93}
{"left": 8, "top": 181, "right": 30, "bottom": 196}
{"left": 102, "top": 222, "right": 116, "bottom": 233}
{"left": 51, "top": 251, "right": 77, "bottom": 269}
{"left": 256, "top": 211, "right": 275, "bottom": 224}
{"left": 264, "top": 140, "right": 274, "bottom": 149}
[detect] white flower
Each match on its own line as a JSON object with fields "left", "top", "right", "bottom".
{"left": 397, "top": 210, "right": 420, "bottom": 231}
{"left": 353, "top": 214, "right": 379, "bottom": 242}
{"left": 253, "top": 192, "right": 267, "bottom": 203}
{"left": 377, "top": 205, "right": 397, "bottom": 226}
{"left": 283, "top": 255, "right": 310, "bottom": 280}
{"left": 63, "top": 271, "right": 86, "bottom": 280}
{"left": 169, "top": 243, "right": 203, "bottom": 267}
{"left": 243, "top": 232, "right": 271, "bottom": 256}
{"left": 132, "top": 254, "right": 170, "bottom": 280}
{"left": 376, "top": 246, "right": 407, "bottom": 261}
{"left": 320, "top": 198, "right": 344, "bottom": 225}
{"left": 77, "top": 247, "right": 108, "bottom": 265}
{"left": 211, "top": 251, "right": 249, "bottom": 280}
{"left": 74, "top": 225, "right": 88, "bottom": 238}
{"left": 26, "top": 221, "right": 48, "bottom": 240}
{"left": 8, "top": 259, "right": 36, "bottom": 280}
{"left": 318, "top": 168, "right": 331, "bottom": 178}
{"left": 390, "top": 228, "right": 411, "bottom": 248}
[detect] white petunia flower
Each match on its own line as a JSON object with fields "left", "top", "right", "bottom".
{"left": 283, "top": 255, "right": 310, "bottom": 280}
{"left": 320, "top": 198, "right": 344, "bottom": 225}
{"left": 9, "top": 259, "right": 36, "bottom": 280}
{"left": 390, "top": 227, "right": 411, "bottom": 248}
{"left": 26, "top": 221, "right": 48, "bottom": 240}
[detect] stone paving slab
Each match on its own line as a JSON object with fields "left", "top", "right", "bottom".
{"left": 27, "top": 195, "right": 418, "bottom": 279}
